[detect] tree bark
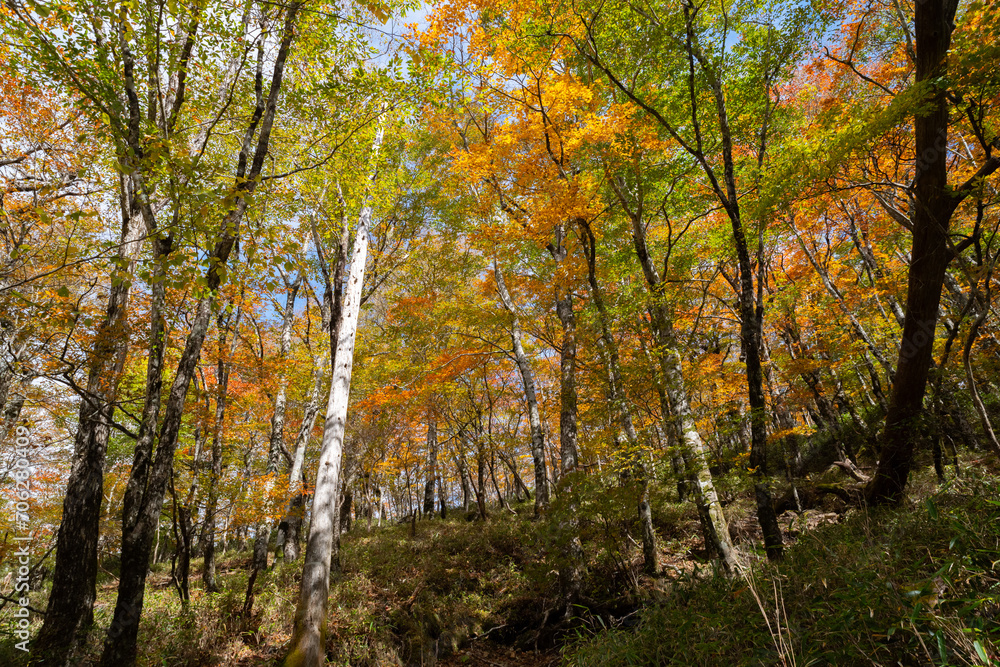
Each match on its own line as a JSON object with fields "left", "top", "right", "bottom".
{"left": 457, "top": 450, "right": 472, "bottom": 513}
{"left": 283, "top": 123, "right": 383, "bottom": 667}
{"left": 254, "top": 274, "right": 301, "bottom": 571}
{"left": 203, "top": 306, "right": 242, "bottom": 592}
{"left": 494, "top": 263, "right": 550, "bottom": 515}
{"left": 549, "top": 227, "right": 584, "bottom": 616}
{"left": 963, "top": 304, "right": 1000, "bottom": 456}
{"left": 579, "top": 221, "right": 657, "bottom": 576}
{"left": 100, "top": 8, "right": 301, "bottom": 663}
{"left": 423, "top": 419, "right": 437, "bottom": 516}
{"left": 279, "top": 338, "right": 328, "bottom": 562}
{"left": 475, "top": 434, "right": 488, "bottom": 520}
{"left": 865, "top": 0, "right": 997, "bottom": 503}
{"left": 0, "top": 391, "right": 24, "bottom": 446}
{"left": 276, "top": 179, "right": 348, "bottom": 563}
{"left": 32, "top": 198, "right": 145, "bottom": 664}
{"left": 498, "top": 450, "right": 532, "bottom": 502}
{"left": 575, "top": 0, "right": 785, "bottom": 558}
{"left": 612, "top": 179, "right": 738, "bottom": 574}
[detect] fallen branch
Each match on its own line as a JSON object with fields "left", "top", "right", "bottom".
{"left": 832, "top": 460, "right": 871, "bottom": 484}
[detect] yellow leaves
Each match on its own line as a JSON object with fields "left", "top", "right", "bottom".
{"left": 417, "top": 0, "right": 647, "bottom": 245}
{"left": 767, "top": 424, "right": 814, "bottom": 445}
{"left": 363, "top": 0, "right": 391, "bottom": 23}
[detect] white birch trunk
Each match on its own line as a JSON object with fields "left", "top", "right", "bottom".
{"left": 283, "top": 124, "right": 383, "bottom": 667}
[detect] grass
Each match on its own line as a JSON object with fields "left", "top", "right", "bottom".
{"left": 3, "top": 465, "right": 999, "bottom": 666}
{"left": 564, "top": 469, "right": 1000, "bottom": 666}
{"left": 1, "top": 503, "right": 550, "bottom": 666}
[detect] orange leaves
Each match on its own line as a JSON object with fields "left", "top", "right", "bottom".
{"left": 416, "top": 0, "right": 642, "bottom": 255}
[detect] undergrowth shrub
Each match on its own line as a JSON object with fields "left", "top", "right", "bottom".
{"left": 331, "top": 511, "right": 545, "bottom": 664}
{"left": 565, "top": 472, "right": 1000, "bottom": 666}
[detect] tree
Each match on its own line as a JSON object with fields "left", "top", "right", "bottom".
{"left": 284, "top": 121, "right": 384, "bottom": 667}
{"left": 494, "top": 263, "right": 550, "bottom": 515}
{"left": 866, "top": 0, "right": 1000, "bottom": 503}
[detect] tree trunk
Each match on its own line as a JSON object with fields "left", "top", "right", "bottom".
{"left": 103, "top": 284, "right": 220, "bottom": 665}
{"left": 866, "top": 0, "right": 992, "bottom": 504}
{"left": 438, "top": 475, "right": 448, "bottom": 518}
{"left": 340, "top": 488, "right": 353, "bottom": 534}
{"left": 204, "top": 306, "right": 243, "bottom": 592}
{"left": 277, "top": 175, "right": 351, "bottom": 565}
{"left": 585, "top": 0, "right": 785, "bottom": 559}
{"left": 554, "top": 289, "right": 579, "bottom": 477}
{"left": 494, "top": 264, "right": 550, "bottom": 515}
{"left": 488, "top": 450, "right": 512, "bottom": 512}
{"left": 638, "top": 480, "right": 657, "bottom": 576}
{"left": 579, "top": 221, "right": 657, "bottom": 576}
{"left": 0, "top": 391, "right": 24, "bottom": 446}
{"left": 552, "top": 246, "right": 584, "bottom": 616}
{"left": 100, "top": 9, "right": 301, "bottom": 661}
{"left": 283, "top": 123, "right": 383, "bottom": 667}
{"left": 498, "top": 451, "right": 531, "bottom": 502}
{"left": 613, "top": 182, "right": 738, "bottom": 574}
{"left": 476, "top": 437, "right": 488, "bottom": 520}
{"left": 279, "top": 341, "right": 328, "bottom": 562}
{"left": 32, "top": 200, "right": 145, "bottom": 664}
{"left": 963, "top": 305, "right": 1000, "bottom": 456}
{"left": 457, "top": 453, "right": 472, "bottom": 513}
{"left": 173, "top": 422, "right": 206, "bottom": 602}
{"left": 423, "top": 419, "right": 437, "bottom": 516}
{"left": 257, "top": 275, "right": 301, "bottom": 571}
{"left": 661, "top": 346, "right": 738, "bottom": 572}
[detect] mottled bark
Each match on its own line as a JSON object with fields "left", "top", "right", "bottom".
{"left": 662, "top": 347, "right": 738, "bottom": 572}
{"left": 0, "top": 391, "right": 24, "bottom": 446}
{"left": 638, "top": 481, "right": 657, "bottom": 576}
{"left": 613, "top": 179, "right": 738, "bottom": 574}
{"left": 32, "top": 199, "right": 145, "bottom": 664}
{"left": 283, "top": 123, "right": 382, "bottom": 667}
{"left": 494, "top": 264, "right": 549, "bottom": 515}
{"left": 583, "top": 2, "right": 784, "bottom": 558}
{"left": 554, "top": 290, "right": 579, "bottom": 476}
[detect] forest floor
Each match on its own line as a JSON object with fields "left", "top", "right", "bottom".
{"left": 4, "top": 461, "right": 1000, "bottom": 666}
